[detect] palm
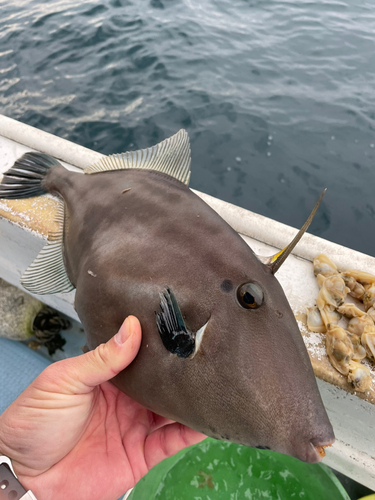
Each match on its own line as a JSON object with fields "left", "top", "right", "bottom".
{"left": 0, "top": 318, "right": 205, "bottom": 500}
{"left": 10, "top": 380, "right": 201, "bottom": 500}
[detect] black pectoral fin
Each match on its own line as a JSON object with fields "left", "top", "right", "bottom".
{"left": 156, "top": 288, "right": 195, "bottom": 358}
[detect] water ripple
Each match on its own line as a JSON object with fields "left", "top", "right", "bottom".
{"left": 0, "top": 0, "right": 375, "bottom": 254}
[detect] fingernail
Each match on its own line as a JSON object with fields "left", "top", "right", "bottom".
{"left": 115, "top": 316, "right": 132, "bottom": 345}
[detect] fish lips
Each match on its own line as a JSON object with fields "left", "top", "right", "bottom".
{"left": 293, "top": 439, "right": 335, "bottom": 464}
{"left": 258, "top": 414, "right": 335, "bottom": 464}
{"left": 253, "top": 428, "right": 335, "bottom": 464}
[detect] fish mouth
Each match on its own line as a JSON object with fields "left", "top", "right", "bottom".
{"left": 302, "top": 439, "right": 334, "bottom": 463}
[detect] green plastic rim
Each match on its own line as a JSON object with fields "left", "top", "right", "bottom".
{"left": 129, "top": 438, "right": 350, "bottom": 500}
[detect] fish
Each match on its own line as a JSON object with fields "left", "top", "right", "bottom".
{"left": 0, "top": 130, "right": 334, "bottom": 462}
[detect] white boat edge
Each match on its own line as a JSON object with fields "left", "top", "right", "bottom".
{"left": 0, "top": 114, "right": 374, "bottom": 491}
{"left": 0, "top": 114, "right": 373, "bottom": 273}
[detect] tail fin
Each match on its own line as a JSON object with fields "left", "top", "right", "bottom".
{"left": 0, "top": 152, "right": 61, "bottom": 199}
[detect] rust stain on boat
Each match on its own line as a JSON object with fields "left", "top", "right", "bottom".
{"left": 0, "top": 195, "right": 58, "bottom": 236}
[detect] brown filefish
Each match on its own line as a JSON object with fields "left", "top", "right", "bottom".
{"left": 0, "top": 130, "right": 334, "bottom": 462}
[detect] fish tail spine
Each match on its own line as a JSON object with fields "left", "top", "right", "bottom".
{"left": 0, "top": 152, "right": 63, "bottom": 199}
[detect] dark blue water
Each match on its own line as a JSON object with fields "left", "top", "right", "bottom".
{"left": 1, "top": 0, "right": 375, "bottom": 255}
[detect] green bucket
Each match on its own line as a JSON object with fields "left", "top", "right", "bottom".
{"left": 129, "top": 438, "right": 350, "bottom": 500}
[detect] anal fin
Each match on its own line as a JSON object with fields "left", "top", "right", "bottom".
{"left": 21, "top": 198, "right": 75, "bottom": 295}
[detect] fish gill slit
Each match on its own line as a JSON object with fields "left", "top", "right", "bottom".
{"left": 190, "top": 320, "right": 209, "bottom": 358}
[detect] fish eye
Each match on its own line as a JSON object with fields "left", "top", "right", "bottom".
{"left": 236, "top": 283, "right": 264, "bottom": 309}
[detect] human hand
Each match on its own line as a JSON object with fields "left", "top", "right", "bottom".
{"left": 0, "top": 316, "right": 205, "bottom": 500}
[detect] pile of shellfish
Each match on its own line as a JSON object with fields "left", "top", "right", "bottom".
{"left": 308, "top": 254, "right": 375, "bottom": 392}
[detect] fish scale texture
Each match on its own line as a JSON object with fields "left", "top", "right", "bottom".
{"left": 0, "top": 338, "right": 51, "bottom": 414}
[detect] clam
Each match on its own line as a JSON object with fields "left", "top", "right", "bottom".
{"left": 325, "top": 326, "right": 354, "bottom": 376}
{"left": 337, "top": 303, "right": 365, "bottom": 319}
{"left": 347, "top": 361, "right": 372, "bottom": 392}
{"left": 361, "top": 327, "right": 375, "bottom": 360}
{"left": 342, "top": 270, "right": 375, "bottom": 287}
{"left": 347, "top": 332, "right": 367, "bottom": 361}
{"left": 367, "top": 307, "right": 375, "bottom": 323}
{"left": 313, "top": 254, "right": 338, "bottom": 278}
{"left": 316, "top": 273, "right": 326, "bottom": 288}
{"left": 317, "top": 274, "right": 349, "bottom": 310}
{"left": 347, "top": 315, "right": 375, "bottom": 336}
{"left": 307, "top": 306, "right": 326, "bottom": 333}
{"left": 319, "top": 305, "right": 341, "bottom": 329}
{"left": 341, "top": 274, "right": 365, "bottom": 300}
{"left": 363, "top": 283, "right": 375, "bottom": 312}
{"left": 310, "top": 254, "right": 375, "bottom": 387}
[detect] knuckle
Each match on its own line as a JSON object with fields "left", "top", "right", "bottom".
{"left": 91, "top": 343, "right": 110, "bottom": 368}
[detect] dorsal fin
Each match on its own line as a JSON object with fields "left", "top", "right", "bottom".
{"left": 21, "top": 198, "right": 75, "bottom": 295}
{"left": 84, "top": 129, "right": 191, "bottom": 186}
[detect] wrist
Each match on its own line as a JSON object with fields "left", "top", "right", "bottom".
{"left": 0, "top": 455, "right": 38, "bottom": 500}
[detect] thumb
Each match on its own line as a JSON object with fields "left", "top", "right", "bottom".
{"left": 61, "top": 315, "right": 142, "bottom": 393}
